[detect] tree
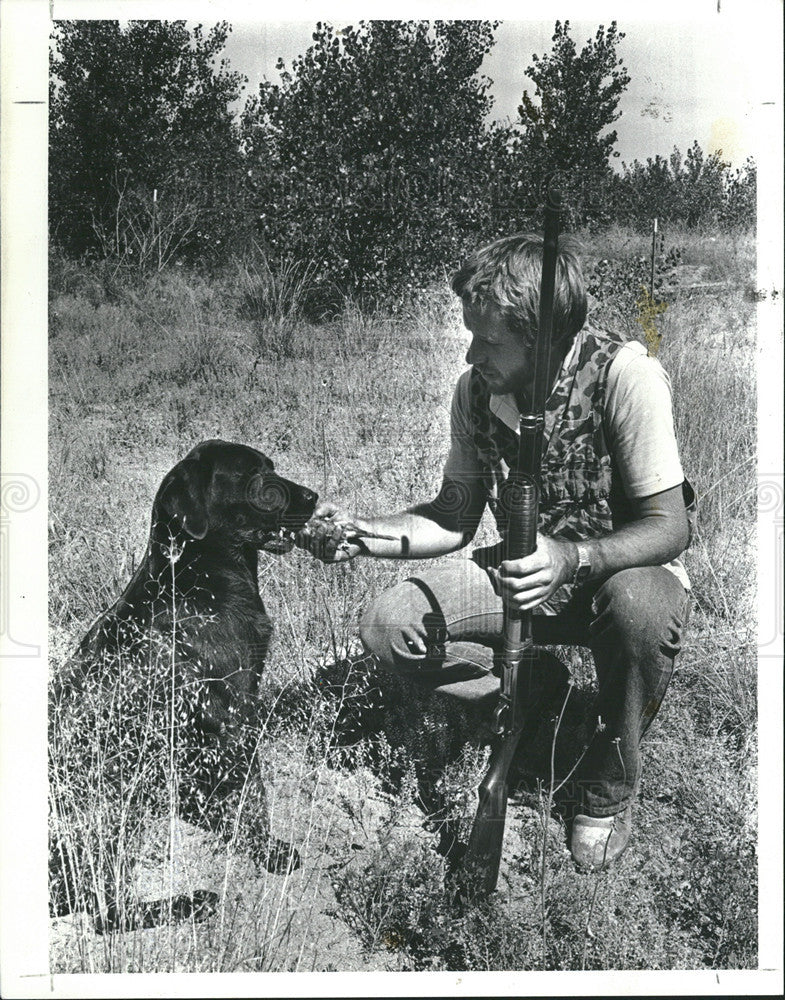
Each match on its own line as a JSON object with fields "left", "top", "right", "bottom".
{"left": 515, "top": 21, "right": 630, "bottom": 225}
{"left": 240, "top": 20, "right": 505, "bottom": 308}
{"left": 49, "top": 20, "right": 246, "bottom": 263}
{"left": 612, "top": 143, "right": 757, "bottom": 230}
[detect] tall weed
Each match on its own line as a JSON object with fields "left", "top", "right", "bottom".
{"left": 234, "top": 244, "right": 321, "bottom": 357}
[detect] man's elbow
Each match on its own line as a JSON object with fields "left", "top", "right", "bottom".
{"left": 413, "top": 488, "right": 482, "bottom": 547}
{"left": 456, "top": 527, "right": 477, "bottom": 550}
{"left": 667, "top": 509, "right": 690, "bottom": 559}
{"left": 434, "top": 520, "right": 477, "bottom": 553}
{"left": 637, "top": 486, "right": 691, "bottom": 561}
{"left": 407, "top": 501, "right": 477, "bottom": 553}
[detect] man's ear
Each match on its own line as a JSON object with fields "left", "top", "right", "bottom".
{"left": 154, "top": 457, "right": 210, "bottom": 540}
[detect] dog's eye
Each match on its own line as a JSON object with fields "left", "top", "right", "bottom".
{"left": 248, "top": 476, "right": 289, "bottom": 513}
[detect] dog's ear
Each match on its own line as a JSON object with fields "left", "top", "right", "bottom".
{"left": 154, "top": 457, "right": 210, "bottom": 540}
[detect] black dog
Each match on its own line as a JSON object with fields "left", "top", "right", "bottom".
{"left": 50, "top": 440, "right": 317, "bottom": 926}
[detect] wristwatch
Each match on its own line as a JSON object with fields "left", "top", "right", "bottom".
{"left": 572, "top": 541, "right": 592, "bottom": 586}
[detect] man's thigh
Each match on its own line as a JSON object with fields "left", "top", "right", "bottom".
{"left": 586, "top": 566, "right": 690, "bottom": 655}
{"left": 360, "top": 555, "right": 688, "bottom": 678}
{"left": 360, "top": 556, "right": 503, "bottom": 651}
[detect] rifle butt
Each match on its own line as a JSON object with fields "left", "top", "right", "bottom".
{"left": 460, "top": 728, "right": 523, "bottom": 897}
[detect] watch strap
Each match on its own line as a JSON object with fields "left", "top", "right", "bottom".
{"left": 573, "top": 541, "right": 592, "bottom": 586}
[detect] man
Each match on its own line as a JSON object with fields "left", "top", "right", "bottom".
{"left": 297, "top": 232, "right": 693, "bottom": 869}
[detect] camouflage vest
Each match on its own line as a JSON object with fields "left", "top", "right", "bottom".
{"left": 469, "top": 321, "right": 634, "bottom": 610}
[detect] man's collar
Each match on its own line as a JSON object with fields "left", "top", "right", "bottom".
{"left": 488, "top": 331, "right": 583, "bottom": 432}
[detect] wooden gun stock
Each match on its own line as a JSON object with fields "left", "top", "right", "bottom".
{"left": 459, "top": 188, "right": 562, "bottom": 898}
{"left": 460, "top": 473, "right": 539, "bottom": 895}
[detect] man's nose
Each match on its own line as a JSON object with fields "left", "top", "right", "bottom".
{"left": 465, "top": 339, "right": 481, "bottom": 366}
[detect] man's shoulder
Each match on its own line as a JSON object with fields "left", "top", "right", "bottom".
{"left": 579, "top": 320, "right": 658, "bottom": 382}
{"left": 606, "top": 339, "right": 649, "bottom": 375}
{"left": 573, "top": 320, "right": 632, "bottom": 369}
{"left": 605, "top": 340, "right": 672, "bottom": 397}
{"left": 451, "top": 368, "right": 474, "bottom": 408}
{"left": 603, "top": 339, "right": 676, "bottom": 437}
{"left": 455, "top": 368, "right": 474, "bottom": 392}
{"left": 581, "top": 317, "right": 629, "bottom": 343}
{"left": 448, "top": 369, "right": 475, "bottom": 432}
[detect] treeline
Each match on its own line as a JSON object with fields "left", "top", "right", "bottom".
{"left": 50, "top": 19, "right": 756, "bottom": 309}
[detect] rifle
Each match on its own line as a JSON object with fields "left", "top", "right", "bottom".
{"left": 460, "top": 187, "right": 562, "bottom": 897}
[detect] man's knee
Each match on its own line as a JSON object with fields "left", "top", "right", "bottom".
{"left": 591, "top": 567, "right": 688, "bottom": 655}
{"left": 359, "top": 581, "right": 431, "bottom": 672}
{"left": 359, "top": 591, "right": 394, "bottom": 665}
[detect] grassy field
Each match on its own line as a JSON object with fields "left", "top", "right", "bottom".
{"left": 48, "top": 227, "right": 758, "bottom": 972}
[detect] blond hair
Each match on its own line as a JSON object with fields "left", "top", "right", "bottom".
{"left": 451, "top": 232, "right": 587, "bottom": 346}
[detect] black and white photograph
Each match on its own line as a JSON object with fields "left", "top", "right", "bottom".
{"left": 0, "top": 0, "right": 782, "bottom": 995}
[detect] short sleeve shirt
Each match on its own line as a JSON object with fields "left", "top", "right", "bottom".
{"left": 444, "top": 337, "right": 690, "bottom": 589}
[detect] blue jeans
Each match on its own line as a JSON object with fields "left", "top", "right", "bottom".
{"left": 359, "top": 546, "right": 690, "bottom": 817}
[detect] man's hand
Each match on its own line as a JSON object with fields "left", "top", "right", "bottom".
{"left": 488, "top": 533, "right": 578, "bottom": 611}
{"left": 295, "top": 503, "right": 373, "bottom": 564}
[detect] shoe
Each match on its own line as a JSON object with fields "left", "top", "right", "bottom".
{"left": 570, "top": 804, "right": 632, "bottom": 869}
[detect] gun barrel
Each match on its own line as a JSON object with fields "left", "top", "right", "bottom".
{"left": 459, "top": 189, "right": 562, "bottom": 900}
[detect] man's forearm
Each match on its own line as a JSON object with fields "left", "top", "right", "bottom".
{"left": 575, "top": 518, "right": 687, "bottom": 582}
{"left": 358, "top": 503, "right": 471, "bottom": 560}
{"left": 568, "top": 487, "right": 690, "bottom": 582}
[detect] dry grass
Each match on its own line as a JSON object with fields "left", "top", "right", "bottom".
{"left": 48, "top": 227, "right": 757, "bottom": 971}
